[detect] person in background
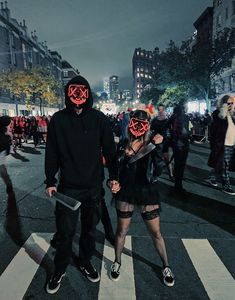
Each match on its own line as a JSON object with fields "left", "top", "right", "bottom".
{"left": 167, "top": 103, "right": 191, "bottom": 193}
{"left": 151, "top": 104, "right": 174, "bottom": 180}
{"left": 0, "top": 116, "right": 13, "bottom": 194}
{"left": 208, "top": 95, "right": 235, "bottom": 195}
{"left": 13, "top": 116, "right": 23, "bottom": 149}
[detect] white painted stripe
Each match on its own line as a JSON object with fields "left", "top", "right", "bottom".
{"left": 98, "top": 236, "right": 136, "bottom": 300}
{"left": 183, "top": 239, "right": 235, "bottom": 300}
{"left": 0, "top": 233, "right": 52, "bottom": 300}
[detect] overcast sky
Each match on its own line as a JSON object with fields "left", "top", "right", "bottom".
{"left": 8, "top": 0, "right": 212, "bottom": 90}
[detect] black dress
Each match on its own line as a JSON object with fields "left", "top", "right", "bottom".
{"left": 115, "top": 144, "right": 162, "bottom": 212}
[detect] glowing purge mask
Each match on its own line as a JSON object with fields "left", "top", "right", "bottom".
{"left": 128, "top": 117, "right": 150, "bottom": 138}
{"left": 68, "top": 84, "right": 89, "bottom": 106}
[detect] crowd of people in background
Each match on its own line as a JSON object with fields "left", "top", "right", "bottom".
{"left": 0, "top": 94, "right": 234, "bottom": 197}
{"left": 1, "top": 115, "right": 51, "bottom": 149}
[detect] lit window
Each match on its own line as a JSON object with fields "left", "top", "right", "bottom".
{"left": 137, "top": 73, "right": 140, "bottom": 78}
{"left": 149, "top": 75, "right": 152, "bottom": 79}
{"left": 137, "top": 68, "right": 139, "bottom": 71}
{"left": 141, "top": 68, "right": 144, "bottom": 71}
{"left": 137, "top": 51, "right": 139, "bottom": 55}
{"left": 149, "top": 55, "right": 152, "bottom": 59}
{"left": 141, "top": 73, "right": 144, "bottom": 77}
{"left": 145, "top": 74, "right": 148, "bottom": 78}
{"left": 141, "top": 52, "right": 144, "bottom": 56}
{"left": 153, "top": 66, "right": 156, "bottom": 70}
{"left": 63, "top": 70, "right": 68, "bottom": 77}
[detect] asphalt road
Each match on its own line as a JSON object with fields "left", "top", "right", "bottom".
{"left": 0, "top": 141, "right": 234, "bottom": 300}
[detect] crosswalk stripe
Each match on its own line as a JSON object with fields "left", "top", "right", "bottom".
{"left": 0, "top": 233, "right": 51, "bottom": 300}
{"left": 98, "top": 236, "right": 136, "bottom": 300}
{"left": 183, "top": 239, "right": 235, "bottom": 300}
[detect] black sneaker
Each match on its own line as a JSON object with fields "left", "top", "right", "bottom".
{"left": 162, "top": 267, "right": 174, "bottom": 287}
{"left": 46, "top": 272, "right": 65, "bottom": 294}
{"left": 79, "top": 262, "right": 100, "bottom": 282}
{"left": 222, "top": 186, "right": 235, "bottom": 195}
{"left": 208, "top": 179, "right": 218, "bottom": 187}
{"left": 110, "top": 262, "right": 121, "bottom": 281}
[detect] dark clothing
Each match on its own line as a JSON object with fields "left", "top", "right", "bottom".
{"left": 208, "top": 109, "right": 235, "bottom": 188}
{"left": 120, "top": 112, "right": 130, "bottom": 140}
{"left": 208, "top": 109, "right": 235, "bottom": 172}
{"left": 54, "top": 187, "right": 102, "bottom": 272}
{"left": 0, "top": 132, "right": 11, "bottom": 155}
{"left": 100, "top": 188, "right": 114, "bottom": 236}
{"left": 222, "top": 146, "right": 235, "bottom": 185}
{"left": 45, "top": 108, "right": 118, "bottom": 190}
{"left": 172, "top": 143, "right": 189, "bottom": 189}
{"left": 45, "top": 75, "right": 118, "bottom": 273}
{"left": 151, "top": 117, "right": 171, "bottom": 153}
{"left": 151, "top": 117, "right": 168, "bottom": 137}
{"left": 167, "top": 113, "right": 190, "bottom": 146}
{"left": 167, "top": 111, "right": 190, "bottom": 189}
{"left": 115, "top": 143, "right": 163, "bottom": 206}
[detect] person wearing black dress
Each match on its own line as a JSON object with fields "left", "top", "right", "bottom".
{"left": 108, "top": 110, "right": 174, "bottom": 287}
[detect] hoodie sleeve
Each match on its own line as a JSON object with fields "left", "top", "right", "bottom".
{"left": 44, "top": 116, "right": 59, "bottom": 188}
{"left": 100, "top": 115, "right": 119, "bottom": 181}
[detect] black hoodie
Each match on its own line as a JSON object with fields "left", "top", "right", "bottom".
{"left": 0, "top": 116, "right": 11, "bottom": 155}
{"left": 45, "top": 76, "right": 118, "bottom": 191}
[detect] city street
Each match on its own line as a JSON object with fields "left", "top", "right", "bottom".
{"left": 0, "top": 142, "right": 234, "bottom": 300}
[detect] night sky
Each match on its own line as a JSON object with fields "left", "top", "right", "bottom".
{"left": 8, "top": 0, "right": 212, "bottom": 90}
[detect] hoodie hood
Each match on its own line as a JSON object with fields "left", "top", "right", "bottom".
{"left": 64, "top": 75, "right": 93, "bottom": 110}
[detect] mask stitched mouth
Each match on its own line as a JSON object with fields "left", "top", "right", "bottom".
{"left": 128, "top": 117, "right": 150, "bottom": 138}
{"left": 68, "top": 84, "right": 89, "bottom": 106}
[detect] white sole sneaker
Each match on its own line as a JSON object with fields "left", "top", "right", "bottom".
{"left": 222, "top": 189, "right": 235, "bottom": 195}
{"left": 46, "top": 273, "right": 65, "bottom": 294}
{"left": 207, "top": 179, "right": 218, "bottom": 187}
{"left": 163, "top": 277, "right": 175, "bottom": 287}
{"left": 109, "top": 262, "right": 121, "bottom": 282}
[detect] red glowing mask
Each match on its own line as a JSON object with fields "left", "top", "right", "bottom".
{"left": 128, "top": 117, "right": 150, "bottom": 138}
{"left": 68, "top": 84, "right": 89, "bottom": 106}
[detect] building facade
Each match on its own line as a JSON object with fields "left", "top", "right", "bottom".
{"left": 0, "top": 2, "right": 78, "bottom": 115}
{"left": 109, "top": 75, "right": 119, "bottom": 101}
{"left": 132, "top": 48, "right": 155, "bottom": 99}
{"left": 103, "top": 77, "right": 110, "bottom": 99}
{"left": 193, "top": 7, "right": 214, "bottom": 48}
{"left": 62, "top": 60, "right": 79, "bottom": 87}
{"left": 212, "top": 0, "right": 235, "bottom": 94}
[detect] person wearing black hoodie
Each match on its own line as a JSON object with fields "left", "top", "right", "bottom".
{"left": 0, "top": 116, "right": 13, "bottom": 194}
{"left": 45, "top": 76, "right": 119, "bottom": 294}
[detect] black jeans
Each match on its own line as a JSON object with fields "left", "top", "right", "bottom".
{"left": 172, "top": 141, "right": 189, "bottom": 189}
{"left": 54, "top": 187, "right": 102, "bottom": 273}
